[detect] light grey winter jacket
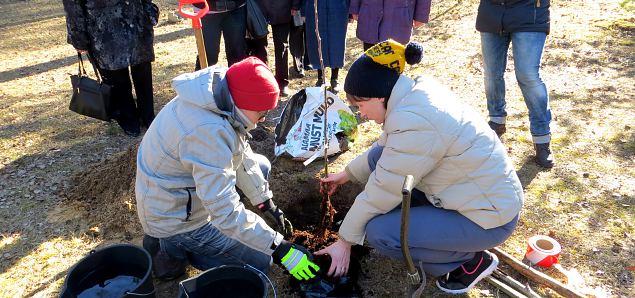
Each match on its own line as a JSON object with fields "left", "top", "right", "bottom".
{"left": 339, "top": 75, "right": 524, "bottom": 245}
{"left": 135, "top": 67, "right": 282, "bottom": 255}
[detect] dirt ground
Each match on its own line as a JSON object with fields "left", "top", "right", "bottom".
{"left": 0, "top": 0, "right": 633, "bottom": 297}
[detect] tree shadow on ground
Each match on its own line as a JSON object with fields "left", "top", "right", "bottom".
{"left": 0, "top": 28, "right": 191, "bottom": 84}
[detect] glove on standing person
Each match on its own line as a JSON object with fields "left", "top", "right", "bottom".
{"left": 273, "top": 240, "right": 320, "bottom": 281}
{"left": 258, "top": 199, "right": 294, "bottom": 236}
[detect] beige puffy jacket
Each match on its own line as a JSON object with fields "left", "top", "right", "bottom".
{"left": 339, "top": 75, "right": 523, "bottom": 245}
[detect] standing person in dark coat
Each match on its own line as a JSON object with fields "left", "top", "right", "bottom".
{"left": 304, "top": 0, "right": 350, "bottom": 93}
{"left": 349, "top": 0, "right": 432, "bottom": 51}
{"left": 260, "top": 0, "right": 303, "bottom": 97}
{"left": 289, "top": 10, "right": 309, "bottom": 78}
{"left": 195, "top": 0, "right": 248, "bottom": 69}
{"left": 245, "top": 0, "right": 269, "bottom": 65}
{"left": 476, "top": 0, "right": 555, "bottom": 168}
{"left": 63, "top": 0, "right": 159, "bottom": 136}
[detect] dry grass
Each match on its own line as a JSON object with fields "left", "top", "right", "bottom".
{"left": 0, "top": 0, "right": 633, "bottom": 297}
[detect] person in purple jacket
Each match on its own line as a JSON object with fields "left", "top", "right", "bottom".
{"left": 349, "top": 0, "right": 432, "bottom": 50}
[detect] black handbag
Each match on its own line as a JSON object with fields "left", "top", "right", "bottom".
{"left": 245, "top": 0, "right": 268, "bottom": 39}
{"left": 69, "top": 53, "right": 112, "bottom": 122}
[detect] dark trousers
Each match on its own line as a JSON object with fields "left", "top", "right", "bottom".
{"left": 289, "top": 23, "right": 308, "bottom": 71}
{"left": 245, "top": 36, "right": 268, "bottom": 65}
{"left": 271, "top": 23, "right": 291, "bottom": 88}
{"left": 196, "top": 6, "right": 247, "bottom": 69}
{"left": 98, "top": 62, "right": 155, "bottom": 130}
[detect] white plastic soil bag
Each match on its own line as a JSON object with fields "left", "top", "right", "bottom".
{"left": 274, "top": 87, "right": 357, "bottom": 165}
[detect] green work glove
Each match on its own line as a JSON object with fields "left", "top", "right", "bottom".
{"left": 272, "top": 240, "right": 320, "bottom": 281}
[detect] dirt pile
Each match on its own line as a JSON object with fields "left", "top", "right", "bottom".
{"left": 61, "top": 144, "right": 141, "bottom": 239}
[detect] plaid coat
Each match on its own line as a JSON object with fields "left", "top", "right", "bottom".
{"left": 62, "top": 0, "right": 155, "bottom": 70}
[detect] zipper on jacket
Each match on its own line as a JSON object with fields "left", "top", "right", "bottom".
{"left": 183, "top": 188, "right": 194, "bottom": 222}
{"left": 536, "top": 0, "right": 541, "bottom": 7}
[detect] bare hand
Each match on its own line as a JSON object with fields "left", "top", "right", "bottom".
{"left": 319, "top": 171, "right": 350, "bottom": 196}
{"left": 315, "top": 239, "right": 351, "bottom": 277}
{"left": 413, "top": 20, "right": 425, "bottom": 28}
{"left": 76, "top": 49, "right": 87, "bottom": 54}
{"left": 291, "top": 9, "right": 298, "bottom": 16}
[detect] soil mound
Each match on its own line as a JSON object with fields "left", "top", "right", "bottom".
{"left": 61, "top": 144, "right": 140, "bottom": 239}
{"left": 59, "top": 126, "right": 362, "bottom": 244}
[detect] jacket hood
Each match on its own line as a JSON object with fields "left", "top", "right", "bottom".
{"left": 171, "top": 67, "right": 254, "bottom": 133}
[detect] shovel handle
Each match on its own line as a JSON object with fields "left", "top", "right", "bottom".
{"left": 178, "top": 0, "right": 209, "bottom": 29}
{"left": 402, "top": 175, "right": 414, "bottom": 195}
{"left": 400, "top": 175, "right": 419, "bottom": 285}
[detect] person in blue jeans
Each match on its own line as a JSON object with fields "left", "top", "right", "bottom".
{"left": 476, "top": 0, "right": 554, "bottom": 168}
{"left": 137, "top": 58, "right": 319, "bottom": 282}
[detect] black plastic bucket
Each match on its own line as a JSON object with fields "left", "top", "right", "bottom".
{"left": 178, "top": 264, "right": 273, "bottom": 298}
{"left": 59, "top": 244, "right": 155, "bottom": 298}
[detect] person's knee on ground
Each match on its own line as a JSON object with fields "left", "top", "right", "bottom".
{"left": 143, "top": 235, "right": 188, "bottom": 280}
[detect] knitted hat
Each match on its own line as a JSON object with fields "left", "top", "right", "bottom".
{"left": 226, "top": 57, "right": 280, "bottom": 111}
{"left": 344, "top": 40, "right": 423, "bottom": 98}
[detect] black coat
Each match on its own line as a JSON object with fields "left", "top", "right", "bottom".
{"left": 63, "top": 0, "right": 156, "bottom": 70}
{"left": 200, "top": 0, "right": 246, "bottom": 12}
{"left": 256, "top": 0, "right": 302, "bottom": 25}
{"left": 476, "top": 0, "right": 550, "bottom": 34}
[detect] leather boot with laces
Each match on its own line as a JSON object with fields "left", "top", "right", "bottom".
{"left": 487, "top": 121, "right": 506, "bottom": 137}
{"left": 142, "top": 235, "right": 187, "bottom": 280}
{"left": 534, "top": 142, "right": 554, "bottom": 168}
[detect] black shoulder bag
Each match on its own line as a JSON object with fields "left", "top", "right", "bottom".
{"left": 69, "top": 53, "right": 112, "bottom": 121}
{"left": 246, "top": 0, "right": 269, "bottom": 39}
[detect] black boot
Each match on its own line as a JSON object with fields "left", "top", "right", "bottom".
{"left": 315, "top": 69, "right": 324, "bottom": 86}
{"left": 328, "top": 68, "right": 341, "bottom": 93}
{"left": 534, "top": 142, "right": 554, "bottom": 168}
{"left": 142, "top": 235, "right": 187, "bottom": 280}
{"left": 487, "top": 121, "right": 506, "bottom": 137}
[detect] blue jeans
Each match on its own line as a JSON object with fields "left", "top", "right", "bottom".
{"left": 365, "top": 146, "right": 518, "bottom": 276}
{"left": 481, "top": 31, "right": 552, "bottom": 144}
{"left": 159, "top": 154, "right": 272, "bottom": 272}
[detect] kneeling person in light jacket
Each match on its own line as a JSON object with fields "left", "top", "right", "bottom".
{"left": 136, "top": 57, "right": 319, "bottom": 281}
{"left": 318, "top": 40, "right": 523, "bottom": 294}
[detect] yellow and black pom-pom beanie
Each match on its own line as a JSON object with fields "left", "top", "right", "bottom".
{"left": 344, "top": 39, "right": 423, "bottom": 98}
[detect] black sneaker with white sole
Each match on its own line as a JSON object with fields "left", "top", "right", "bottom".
{"left": 436, "top": 250, "right": 498, "bottom": 294}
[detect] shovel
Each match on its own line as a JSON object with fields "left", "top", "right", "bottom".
{"left": 400, "top": 175, "right": 426, "bottom": 297}
{"left": 178, "top": 0, "right": 209, "bottom": 68}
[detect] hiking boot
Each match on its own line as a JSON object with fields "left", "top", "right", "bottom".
{"left": 142, "top": 235, "right": 187, "bottom": 280}
{"left": 328, "top": 80, "right": 341, "bottom": 93}
{"left": 487, "top": 121, "right": 506, "bottom": 137}
{"left": 280, "top": 86, "right": 290, "bottom": 97}
{"left": 153, "top": 250, "right": 187, "bottom": 280}
{"left": 534, "top": 142, "right": 554, "bottom": 168}
{"left": 436, "top": 250, "right": 498, "bottom": 294}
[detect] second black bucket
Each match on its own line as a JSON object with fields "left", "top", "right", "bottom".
{"left": 178, "top": 264, "right": 273, "bottom": 298}
{"left": 58, "top": 243, "right": 154, "bottom": 298}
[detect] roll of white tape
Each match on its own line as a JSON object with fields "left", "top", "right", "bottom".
{"left": 525, "top": 235, "right": 561, "bottom": 268}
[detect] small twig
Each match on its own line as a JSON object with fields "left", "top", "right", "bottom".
{"left": 493, "top": 270, "right": 542, "bottom": 298}
{"left": 491, "top": 247, "right": 586, "bottom": 298}
{"left": 485, "top": 276, "right": 529, "bottom": 298}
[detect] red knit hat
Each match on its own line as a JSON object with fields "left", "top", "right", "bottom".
{"left": 226, "top": 57, "right": 280, "bottom": 111}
